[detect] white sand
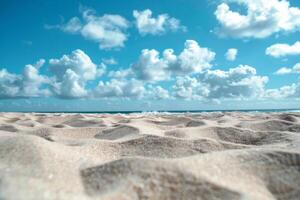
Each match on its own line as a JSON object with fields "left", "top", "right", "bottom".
{"left": 0, "top": 112, "right": 300, "bottom": 199}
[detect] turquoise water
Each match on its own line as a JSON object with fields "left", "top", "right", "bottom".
{"left": 16, "top": 109, "right": 300, "bottom": 114}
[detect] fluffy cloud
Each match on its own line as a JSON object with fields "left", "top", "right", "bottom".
{"left": 2, "top": 48, "right": 300, "bottom": 102}
{"left": 173, "top": 76, "right": 209, "bottom": 100}
{"left": 1, "top": 50, "right": 113, "bottom": 99}
{"left": 52, "top": 69, "right": 88, "bottom": 98}
{"left": 94, "top": 79, "right": 173, "bottom": 100}
{"left": 108, "top": 69, "right": 133, "bottom": 79}
{"left": 0, "top": 69, "right": 21, "bottom": 98}
{"left": 173, "top": 65, "right": 268, "bottom": 100}
{"left": 148, "top": 86, "right": 170, "bottom": 99}
{"left": 215, "top": 0, "right": 300, "bottom": 38}
{"left": 56, "top": 9, "right": 129, "bottom": 49}
{"left": 225, "top": 48, "right": 238, "bottom": 61}
{"left": 289, "top": 83, "right": 300, "bottom": 98}
{"left": 133, "top": 9, "right": 186, "bottom": 36}
{"left": 132, "top": 49, "right": 171, "bottom": 82}
{"left": 132, "top": 40, "right": 215, "bottom": 82}
{"left": 60, "top": 17, "right": 82, "bottom": 33}
{"left": 0, "top": 51, "right": 105, "bottom": 99}
{"left": 50, "top": 8, "right": 185, "bottom": 48}
{"left": 275, "top": 63, "right": 300, "bottom": 75}
{"left": 93, "top": 79, "right": 145, "bottom": 99}
{"left": 266, "top": 41, "right": 300, "bottom": 58}
{"left": 204, "top": 66, "right": 268, "bottom": 99}
{"left": 266, "top": 81, "right": 300, "bottom": 99}
{"left": 174, "top": 40, "right": 216, "bottom": 74}
{"left": 49, "top": 49, "right": 105, "bottom": 98}
{"left": 21, "top": 59, "right": 50, "bottom": 97}
{"left": 49, "top": 49, "right": 103, "bottom": 81}
{"left": 0, "top": 59, "right": 50, "bottom": 98}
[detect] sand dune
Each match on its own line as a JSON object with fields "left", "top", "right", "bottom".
{"left": 0, "top": 112, "right": 300, "bottom": 199}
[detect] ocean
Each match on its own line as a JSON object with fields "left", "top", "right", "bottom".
{"left": 14, "top": 108, "right": 300, "bottom": 114}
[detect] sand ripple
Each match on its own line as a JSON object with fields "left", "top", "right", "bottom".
{"left": 0, "top": 112, "right": 299, "bottom": 199}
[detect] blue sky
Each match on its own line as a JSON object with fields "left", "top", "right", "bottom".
{"left": 1, "top": 0, "right": 300, "bottom": 111}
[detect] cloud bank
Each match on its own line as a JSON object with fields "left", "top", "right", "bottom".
{"left": 1, "top": 40, "right": 300, "bottom": 102}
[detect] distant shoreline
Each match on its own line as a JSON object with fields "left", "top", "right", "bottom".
{"left": 1, "top": 108, "right": 300, "bottom": 114}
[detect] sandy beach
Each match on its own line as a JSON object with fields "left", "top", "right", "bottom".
{"left": 0, "top": 112, "right": 300, "bottom": 200}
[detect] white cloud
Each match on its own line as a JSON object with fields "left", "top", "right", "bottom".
{"left": 81, "top": 12, "right": 129, "bottom": 49}
{"left": 266, "top": 81, "right": 300, "bottom": 99}
{"left": 51, "top": 8, "right": 185, "bottom": 48}
{"left": 49, "top": 49, "right": 105, "bottom": 98}
{"left": 0, "top": 51, "right": 109, "bottom": 99}
{"left": 265, "top": 86, "right": 296, "bottom": 99}
{"left": 275, "top": 63, "right": 300, "bottom": 75}
{"left": 215, "top": 0, "right": 300, "bottom": 38}
{"left": 93, "top": 79, "right": 145, "bottom": 99}
{"left": 175, "top": 40, "right": 216, "bottom": 74}
{"left": 21, "top": 59, "right": 50, "bottom": 97}
{"left": 0, "top": 59, "right": 50, "bottom": 98}
{"left": 3, "top": 48, "right": 300, "bottom": 102}
{"left": 52, "top": 69, "right": 88, "bottom": 98}
{"left": 275, "top": 67, "right": 292, "bottom": 75}
{"left": 61, "top": 17, "right": 82, "bottom": 33}
{"left": 102, "top": 57, "right": 118, "bottom": 65}
{"left": 132, "top": 49, "right": 171, "bottom": 82}
{"left": 94, "top": 79, "right": 172, "bottom": 100}
{"left": 133, "top": 9, "right": 186, "bottom": 36}
{"left": 225, "top": 48, "right": 238, "bottom": 61}
{"left": 0, "top": 50, "right": 109, "bottom": 99}
{"left": 148, "top": 86, "right": 170, "bottom": 99}
{"left": 173, "top": 65, "right": 268, "bottom": 100}
{"left": 54, "top": 9, "right": 129, "bottom": 49}
{"left": 266, "top": 41, "right": 300, "bottom": 58}
{"left": 204, "top": 66, "right": 268, "bottom": 99}
{"left": 49, "top": 49, "right": 102, "bottom": 81}
{"left": 0, "top": 69, "right": 21, "bottom": 98}
{"left": 173, "top": 76, "right": 209, "bottom": 100}
{"left": 108, "top": 69, "right": 133, "bottom": 79}
{"left": 132, "top": 40, "right": 215, "bottom": 82}
{"left": 290, "top": 84, "right": 300, "bottom": 98}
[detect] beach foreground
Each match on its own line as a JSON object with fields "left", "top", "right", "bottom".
{"left": 0, "top": 112, "right": 300, "bottom": 200}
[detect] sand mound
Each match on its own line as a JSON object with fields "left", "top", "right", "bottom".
{"left": 1, "top": 112, "right": 300, "bottom": 199}
{"left": 278, "top": 113, "right": 299, "bottom": 123}
{"left": 257, "top": 151, "right": 300, "bottom": 199}
{"left": 0, "top": 124, "right": 18, "bottom": 132}
{"left": 237, "top": 119, "right": 295, "bottom": 131}
{"left": 63, "top": 118, "right": 105, "bottom": 127}
{"left": 186, "top": 120, "right": 206, "bottom": 127}
{"left": 201, "top": 127, "right": 292, "bottom": 145}
{"left": 15, "top": 119, "right": 39, "bottom": 127}
{"left": 116, "top": 135, "right": 246, "bottom": 158}
{"left": 81, "top": 158, "right": 242, "bottom": 200}
{"left": 118, "top": 119, "right": 131, "bottom": 123}
{"left": 164, "top": 129, "right": 187, "bottom": 138}
{"left": 95, "top": 125, "right": 140, "bottom": 141}
{"left": 151, "top": 116, "right": 193, "bottom": 126}
{"left": 36, "top": 114, "right": 84, "bottom": 125}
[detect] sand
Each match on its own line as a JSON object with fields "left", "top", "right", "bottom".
{"left": 0, "top": 112, "right": 300, "bottom": 200}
